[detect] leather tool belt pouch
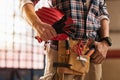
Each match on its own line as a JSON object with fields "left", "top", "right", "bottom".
{"left": 54, "top": 38, "right": 94, "bottom": 75}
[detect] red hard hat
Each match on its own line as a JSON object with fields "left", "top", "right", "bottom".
{"left": 35, "top": 7, "right": 73, "bottom": 42}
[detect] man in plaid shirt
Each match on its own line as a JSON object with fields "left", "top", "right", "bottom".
{"left": 20, "top": 0, "right": 111, "bottom": 80}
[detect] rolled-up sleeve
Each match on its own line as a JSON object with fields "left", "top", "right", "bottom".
{"left": 20, "top": 0, "right": 33, "bottom": 12}
{"left": 99, "top": 0, "right": 110, "bottom": 22}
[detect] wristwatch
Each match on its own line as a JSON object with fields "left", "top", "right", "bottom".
{"left": 101, "top": 37, "right": 112, "bottom": 46}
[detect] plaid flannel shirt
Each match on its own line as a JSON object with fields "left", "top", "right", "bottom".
{"left": 52, "top": 0, "right": 109, "bottom": 40}
{"left": 21, "top": 0, "right": 109, "bottom": 40}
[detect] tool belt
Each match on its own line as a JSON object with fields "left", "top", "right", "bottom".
{"left": 53, "top": 38, "right": 95, "bottom": 75}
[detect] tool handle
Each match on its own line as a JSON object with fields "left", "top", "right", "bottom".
{"left": 86, "top": 48, "right": 95, "bottom": 57}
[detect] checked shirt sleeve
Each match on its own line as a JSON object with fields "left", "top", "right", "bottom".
{"left": 99, "top": 0, "right": 110, "bottom": 21}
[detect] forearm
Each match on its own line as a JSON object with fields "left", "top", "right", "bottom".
{"left": 100, "top": 19, "right": 110, "bottom": 38}
{"left": 99, "top": 0, "right": 110, "bottom": 38}
{"left": 22, "top": 3, "right": 42, "bottom": 28}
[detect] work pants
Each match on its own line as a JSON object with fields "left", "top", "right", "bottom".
{"left": 40, "top": 42, "right": 103, "bottom": 80}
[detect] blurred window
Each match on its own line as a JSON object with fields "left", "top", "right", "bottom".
{"left": 0, "top": 0, "right": 44, "bottom": 69}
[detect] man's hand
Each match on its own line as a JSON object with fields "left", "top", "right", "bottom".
{"left": 33, "top": 21, "right": 57, "bottom": 41}
{"left": 91, "top": 41, "right": 109, "bottom": 64}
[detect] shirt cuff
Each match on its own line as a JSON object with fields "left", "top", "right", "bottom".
{"left": 20, "top": 0, "right": 33, "bottom": 12}
{"left": 99, "top": 15, "right": 110, "bottom": 22}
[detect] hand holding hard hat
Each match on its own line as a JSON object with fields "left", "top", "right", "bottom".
{"left": 35, "top": 7, "right": 74, "bottom": 42}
